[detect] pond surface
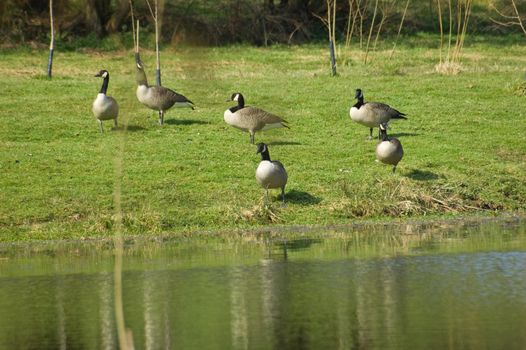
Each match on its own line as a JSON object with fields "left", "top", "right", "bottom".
{"left": 1, "top": 217, "right": 526, "bottom": 349}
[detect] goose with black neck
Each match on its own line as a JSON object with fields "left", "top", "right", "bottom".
{"left": 255, "top": 142, "right": 288, "bottom": 204}
{"left": 92, "top": 69, "right": 118, "bottom": 133}
{"left": 376, "top": 123, "right": 404, "bottom": 173}
{"left": 350, "top": 88, "right": 407, "bottom": 140}
{"left": 224, "top": 92, "right": 289, "bottom": 144}
{"left": 135, "top": 57, "right": 195, "bottom": 126}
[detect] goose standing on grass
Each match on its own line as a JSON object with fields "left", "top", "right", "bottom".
{"left": 256, "top": 143, "right": 288, "bottom": 204}
{"left": 350, "top": 88, "right": 407, "bottom": 140}
{"left": 135, "top": 58, "right": 194, "bottom": 125}
{"left": 92, "top": 69, "right": 118, "bottom": 133}
{"left": 376, "top": 123, "right": 404, "bottom": 173}
{"left": 225, "top": 93, "right": 289, "bottom": 144}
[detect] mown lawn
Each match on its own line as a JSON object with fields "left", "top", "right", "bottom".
{"left": 1, "top": 35, "right": 525, "bottom": 241}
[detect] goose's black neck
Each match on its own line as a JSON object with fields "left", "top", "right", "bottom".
{"left": 260, "top": 149, "right": 271, "bottom": 161}
{"left": 380, "top": 128, "right": 389, "bottom": 142}
{"left": 353, "top": 96, "right": 364, "bottom": 108}
{"left": 230, "top": 95, "right": 245, "bottom": 113}
{"left": 100, "top": 75, "right": 109, "bottom": 94}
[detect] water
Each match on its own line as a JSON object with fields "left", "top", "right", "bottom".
{"left": 1, "top": 218, "right": 526, "bottom": 349}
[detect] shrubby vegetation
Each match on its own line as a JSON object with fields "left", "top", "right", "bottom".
{"left": 1, "top": 0, "right": 525, "bottom": 48}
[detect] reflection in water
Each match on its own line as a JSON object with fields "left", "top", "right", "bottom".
{"left": 99, "top": 273, "right": 115, "bottom": 350}
{"left": 0, "top": 218, "right": 526, "bottom": 348}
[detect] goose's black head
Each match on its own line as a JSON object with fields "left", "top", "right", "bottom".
{"left": 256, "top": 142, "right": 268, "bottom": 154}
{"left": 227, "top": 92, "right": 244, "bottom": 103}
{"left": 355, "top": 88, "right": 363, "bottom": 100}
{"left": 135, "top": 58, "right": 144, "bottom": 71}
{"left": 227, "top": 92, "right": 245, "bottom": 111}
{"left": 95, "top": 70, "right": 109, "bottom": 78}
{"left": 256, "top": 142, "right": 270, "bottom": 160}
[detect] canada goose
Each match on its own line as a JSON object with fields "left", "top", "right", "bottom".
{"left": 135, "top": 57, "right": 194, "bottom": 125}
{"left": 376, "top": 123, "right": 404, "bottom": 173}
{"left": 350, "top": 88, "right": 407, "bottom": 140}
{"left": 92, "top": 69, "right": 118, "bottom": 133}
{"left": 225, "top": 93, "right": 289, "bottom": 144}
{"left": 256, "top": 143, "right": 288, "bottom": 203}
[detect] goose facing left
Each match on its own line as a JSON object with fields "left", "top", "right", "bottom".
{"left": 225, "top": 93, "right": 289, "bottom": 144}
{"left": 92, "top": 69, "right": 118, "bottom": 133}
{"left": 135, "top": 58, "right": 195, "bottom": 125}
{"left": 350, "top": 88, "right": 407, "bottom": 140}
{"left": 255, "top": 143, "right": 288, "bottom": 203}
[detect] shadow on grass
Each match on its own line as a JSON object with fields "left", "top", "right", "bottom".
{"left": 164, "top": 119, "right": 210, "bottom": 126}
{"left": 285, "top": 190, "right": 322, "bottom": 205}
{"left": 405, "top": 169, "right": 441, "bottom": 181}
{"left": 124, "top": 125, "right": 147, "bottom": 132}
{"left": 389, "top": 132, "right": 420, "bottom": 138}
{"left": 267, "top": 141, "right": 302, "bottom": 146}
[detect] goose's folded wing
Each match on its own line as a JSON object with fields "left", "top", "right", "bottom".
{"left": 237, "top": 107, "right": 289, "bottom": 128}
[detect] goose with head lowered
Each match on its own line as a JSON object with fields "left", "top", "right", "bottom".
{"left": 135, "top": 57, "right": 195, "bottom": 125}
{"left": 92, "top": 69, "right": 118, "bottom": 133}
{"left": 376, "top": 123, "right": 404, "bottom": 173}
{"left": 350, "top": 88, "right": 407, "bottom": 140}
{"left": 255, "top": 143, "right": 288, "bottom": 204}
{"left": 225, "top": 93, "right": 289, "bottom": 144}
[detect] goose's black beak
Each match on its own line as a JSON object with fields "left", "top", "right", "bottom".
{"left": 94, "top": 73, "right": 102, "bottom": 77}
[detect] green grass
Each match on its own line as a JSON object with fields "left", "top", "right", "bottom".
{"left": 1, "top": 35, "right": 525, "bottom": 241}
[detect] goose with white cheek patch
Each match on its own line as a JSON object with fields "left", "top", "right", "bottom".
{"left": 92, "top": 69, "right": 119, "bottom": 133}
{"left": 135, "top": 57, "right": 194, "bottom": 125}
{"left": 225, "top": 93, "right": 289, "bottom": 144}
{"left": 376, "top": 123, "right": 404, "bottom": 173}
{"left": 350, "top": 88, "right": 407, "bottom": 140}
{"left": 255, "top": 143, "right": 288, "bottom": 204}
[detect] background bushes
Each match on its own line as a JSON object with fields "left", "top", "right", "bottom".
{"left": 1, "top": 0, "right": 525, "bottom": 47}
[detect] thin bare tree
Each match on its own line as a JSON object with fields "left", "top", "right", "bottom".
{"left": 145, "top": 0, "right": 163, "bottom": 86}
{"left": 47, "top": 0, "right": 54, "bottom": 78}
{"left": 364, "top": 0, "right": 379, "bottom": 64}
{"left": 313, "top": 0, "right": 338, "bottom": 75}
{"left": 435, "top": 0, "right": 474, "bottom": 74}
{"left": 490, "top": 0, "right": 526, "bottom": 37}
{"left": 389, "top": 0, "right": 411, "bottom": 59}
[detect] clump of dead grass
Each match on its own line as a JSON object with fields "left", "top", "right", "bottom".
{"left": 333, "top": 177, "right": 490, "bottom": 219}
{"left": 509, "top": 80, "right": 526, "bottom": 96}
{"left": 238, "top": 198, "right": 282, "bottom": 224}
{"left": 434, "top": 62, "right": 461, "bottom": 75}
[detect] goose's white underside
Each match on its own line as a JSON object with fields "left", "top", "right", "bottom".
{"left": 224, "top": 109, "right": 285, "bottom": 132}
{"left": 262, "top": 122, "right": 284, "bottom": 130}
{"left": 256, "top": 161, "right": 287, "bottom": 189}
{"left": 224, "top": 109, "right": 247, "bottom": 130}
{"left": 92, "top": 93, "right": 118, "bottom": 120}
{"left": 136, "top": 85, "right": 158, "bottom": 109}
{"left": 376, "top": 141, "right": 402, "bottom": 165}
{"left": 350, "top": 106, "right": 388, "bottom": 128}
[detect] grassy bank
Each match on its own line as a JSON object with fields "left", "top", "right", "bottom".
{"left": 1, "top": 35, "right": 525, "bottom": 241}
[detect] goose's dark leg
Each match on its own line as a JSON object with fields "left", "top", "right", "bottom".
{"left": 250, "top": 132, "right": 255, "bottom": 144}
{"left": 98, "top": 120, "right": 104, "bottom": 133}
{"left": 159, "top": 110, "right": 164, "bottom": 125}
{"left": 281, "top": 186, "right": 286, "bottom": 205}
{"left": 114, "top": 118, "right": 118, "bottom": 128}
{"left": 392, "top": 165, "right": 397, "bottom": 173}
{"left": 368, "top": 128, "right": 373, "bottom": 140}
{"left": 265, "top": 187, "right": 269, "bottom": 202}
